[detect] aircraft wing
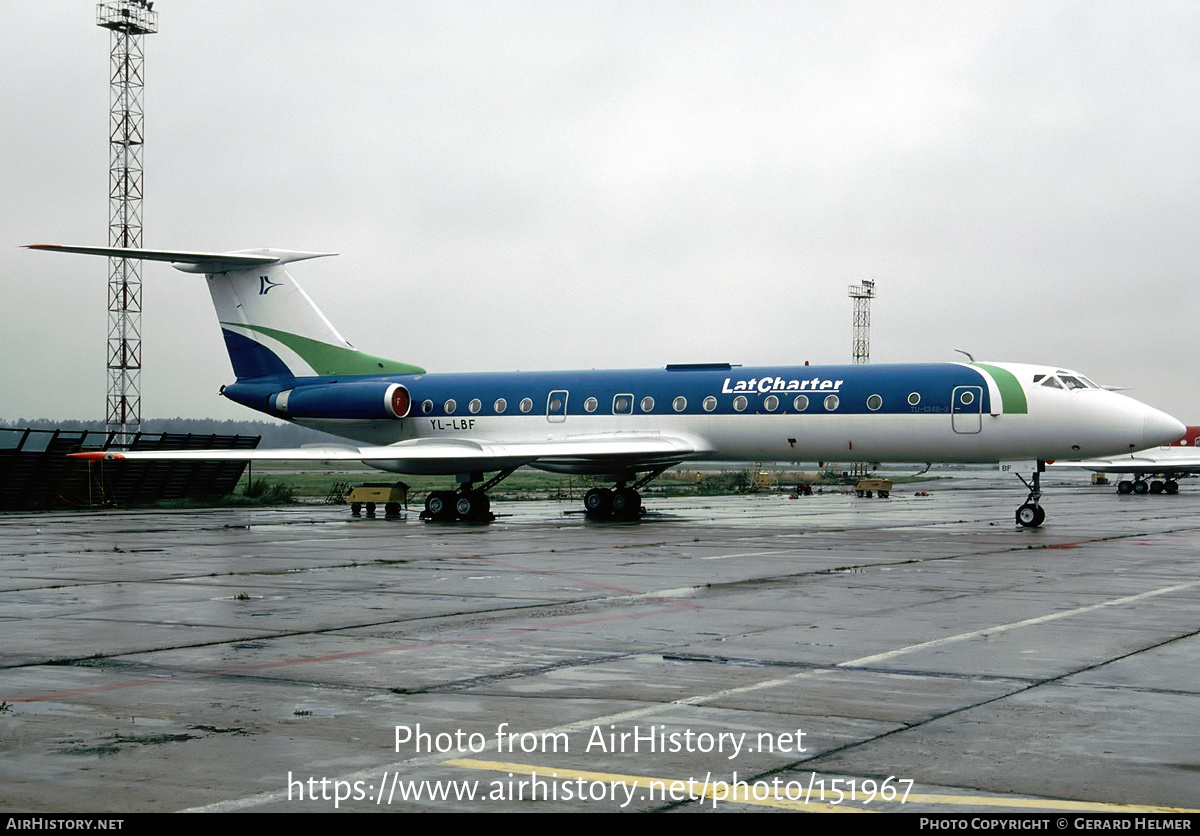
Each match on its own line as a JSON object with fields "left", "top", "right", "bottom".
{"left": 1051, "top": 452, "right": 1200, "bottom": 474}
{"left": 1052, "top": 425, "right": 1200, "bottom": 476}
{"left": 69, "top": 433, "right": 699, "bottom": 472}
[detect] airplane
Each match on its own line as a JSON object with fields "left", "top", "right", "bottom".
{"left": 1053, "top": 425, "right": 1200, "bottom": 494}
{"left": 27, "top": 244, "right": 1185, "bottom": 528}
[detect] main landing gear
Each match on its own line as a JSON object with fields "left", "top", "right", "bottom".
{"left": 1014, "top": 461, "right": 1047, "bottom": 528}
{"left": 420, "top": 469, "right": 516, "bottom": 523}
{"left": 1116, "top": 478, "right": 1178, "bottom": 495}
{"left": 583, "top": 469, "right": 666, "bottom": 520}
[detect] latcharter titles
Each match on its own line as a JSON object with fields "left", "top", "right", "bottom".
{"left": 722, "top": 376, "right": 842, "bottom": 395}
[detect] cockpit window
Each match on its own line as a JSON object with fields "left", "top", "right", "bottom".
{"left": 1040, "top": 371, "right": 1099, "bottom": 391}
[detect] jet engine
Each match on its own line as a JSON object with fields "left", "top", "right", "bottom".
{"left": 271, "top": 382, "right": 411, "bottom": 420}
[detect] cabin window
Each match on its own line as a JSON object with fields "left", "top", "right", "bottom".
{"left": 519, "top": 398, "right": 533, "bottom": 413}
{"left": 673, "top": 396, "right": 687, "bottom": 412}
{"left": 468, "top": 398, "right": 481, "bottom": 414}
{"left": 444, "top": 399, "right": 457, "bottom": 414}
{"left": 907, "top": 392, "right": 920, "bottom": 406}
{"left": 584, "top": 397, "right": 598, "bottom": 413}
{"left": 866, "top": 394, "right": 883, "bottom": 411}
{"left": 764, "top": 395, "right": 778, "bottom": 411}
{"left": 422, "top": 399, "right": 434, "bottom": 414}
{"left": 640, "top": 396, "right": 654, "bottom": 412}
{"left": 703, "top": 396, "right": 717, "bottom": 412}
{"left": 959, "top": 391, "right": 974, "bottom": 405}
{"left": 823, "top": 394, "right": 839, "bottom": 411}
{"left": 613, "top": 395, "right": 633, "bottom": 414}
{"left": 793, "top": 395, "right": 809, "bottom": 412}
{"left": 549, "top": 397, "right": 563, "bottom": 412}
{"left": 494, "top": 398, "right": 507, "bottom": 414}
{"left": 733, "top": 395, "right": 748, "bottom": 412}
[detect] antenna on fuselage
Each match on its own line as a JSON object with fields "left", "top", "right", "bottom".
{"left": 955, "top": 349, "right": 975, "bottom": 362}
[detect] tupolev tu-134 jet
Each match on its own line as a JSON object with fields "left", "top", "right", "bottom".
{"left": 28, "top": 244, "right": 1184, "bottom": 527}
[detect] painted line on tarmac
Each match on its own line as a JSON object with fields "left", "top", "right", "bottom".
{"left": 185, "top": 577, "right": 1200, "bottom": 812}
{"left": 441, "top": 757, "right": 865, "bottom": 812}
{"left": 443, "top": 758, "right": 1200, "bottom": 814}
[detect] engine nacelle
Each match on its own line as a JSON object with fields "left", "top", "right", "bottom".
{"left": 271, "top": 382, "right": 411, "bottom": 420}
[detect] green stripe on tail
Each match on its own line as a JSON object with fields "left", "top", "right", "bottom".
{"left": 222, "top": 322, "right": 425, "bottom": 376}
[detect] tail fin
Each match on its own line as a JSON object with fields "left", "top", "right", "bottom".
{"left": 25, "top": 245, "right": 424, "bottom": 380}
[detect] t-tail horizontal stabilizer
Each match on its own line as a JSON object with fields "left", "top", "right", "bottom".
{"left": 24, "top": 244, "right": 335, "bottom": 273}
{"left": 25, "top": 244, "right": 424, "bottom": 379}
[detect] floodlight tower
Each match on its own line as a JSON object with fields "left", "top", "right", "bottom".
{"left": 848, "top": 279, "right": 876, "bottom": 478}
{"left": 848, "top": 279, "right": 875, "bottom": 365}
{"left": 97, "top": 0, "right": 158, "bottom": 443}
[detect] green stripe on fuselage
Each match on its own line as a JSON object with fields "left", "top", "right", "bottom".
{"left": 971, "top": 363, "right": 1028, "bottom": 414}
{"left": 221, "top": 322, "right": 425, "bottom": 376}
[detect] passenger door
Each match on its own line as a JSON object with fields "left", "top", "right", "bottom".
{"left": 547, "top": 389, "right": 568, "bottom": 423}
{"left": 951, "top": 386, "right": 982, "bottom": 434}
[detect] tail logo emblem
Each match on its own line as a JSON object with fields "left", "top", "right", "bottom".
{"left": 259, "top": 275, "right": 283, "bottom": 295}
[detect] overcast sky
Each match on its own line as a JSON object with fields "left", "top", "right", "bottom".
{"left": 4, "top": 1, "right": 1199, "bottom": 423}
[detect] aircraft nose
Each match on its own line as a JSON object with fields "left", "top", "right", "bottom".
{"left": 1144, "top": 410, "right": 1185, "bottom": 448}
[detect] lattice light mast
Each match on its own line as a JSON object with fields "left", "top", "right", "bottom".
{"left": 848, "top": 279, "right": 875, "bottom": 365}
{"left": 847, "top": 279, "right": 876, "bottom": 479}
{"left": 97, "top": 1, "right": 158, "bottom": 443}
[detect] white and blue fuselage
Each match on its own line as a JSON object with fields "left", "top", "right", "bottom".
{"left": 30, "top": 244, "right": 1184, "bottom": 524}
{"left": 223, "top": 360, "right": 1177, "bottom": 477}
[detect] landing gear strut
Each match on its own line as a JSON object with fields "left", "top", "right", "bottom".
{"left": 420, "top": 468, "right": 516, "bottom": 523}
{"left": 1118, "top": 477, "right": 1179, "bottom": 495}
{"left": 583, "top": 469, "right": 664, "bottom": 520}
{"left": 1015, "top": 461, "right": 1047, "bottom": 528}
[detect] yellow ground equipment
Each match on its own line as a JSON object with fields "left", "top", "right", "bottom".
{"left": 348, "top": 482, "right": 408, "bottom": 518}
{"left": 854, "top": 478, "right": 893, "bottom": 498}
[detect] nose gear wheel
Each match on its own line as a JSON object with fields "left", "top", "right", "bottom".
{"left": 1014, "top": 462, "right": 1046, "bottom": 528}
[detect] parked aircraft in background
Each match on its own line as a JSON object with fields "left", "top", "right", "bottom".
{"left": 1055, "top": 425, "right": 1200, "bottom": 494}
{"left": 29, "top": 244, "right": 1185, "bottom": 527}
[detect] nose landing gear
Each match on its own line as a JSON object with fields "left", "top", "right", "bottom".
{"left": 1015, "top": 461, "right": 1047, "bottom": 528}
{"left": 1016, "top": 501, "right": 1046, "bottom": 528}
